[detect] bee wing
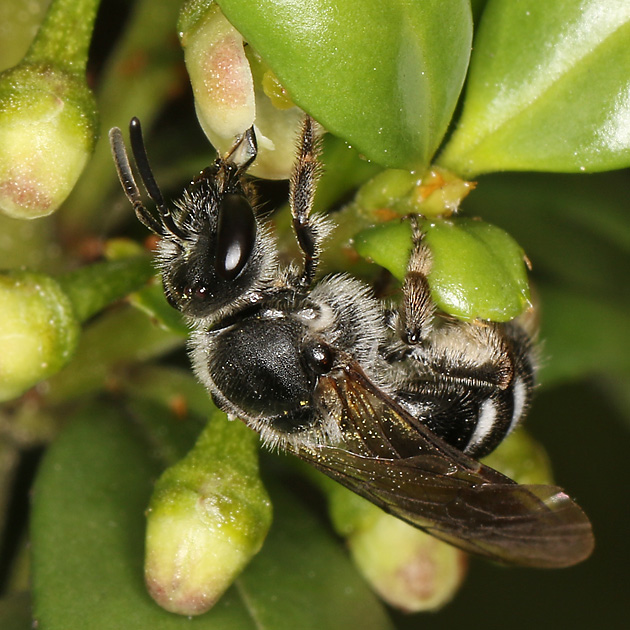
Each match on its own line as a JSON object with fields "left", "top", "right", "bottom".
{"left": 293, "top": 361, "right": 594, "bottom": 568}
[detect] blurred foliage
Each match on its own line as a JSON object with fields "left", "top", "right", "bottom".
{"left": 0, "top": 1, "right": 629, "bottom": 629}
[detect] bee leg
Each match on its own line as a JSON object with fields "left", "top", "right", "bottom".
{"left": 398, "top": 216, "right": 527, "bottom": 391}
{"left": 289, "top": 116, "right": 330, "bottom": 288}
{"left": 225, "top": 126, "right": 258, "bottom": 172}
{"left": 394, "top": 217, "right": 536, "bottom": 456}
{"left": 400, "top": 217, "right": 436, "bottom": 345}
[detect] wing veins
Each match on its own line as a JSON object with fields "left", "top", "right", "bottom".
{"left": 296, "top": 358, "right": 594, "bottom": 567}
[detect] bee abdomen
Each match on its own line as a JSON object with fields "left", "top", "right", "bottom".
{"left": 393, "top": 328, "right": 536, "bottom": 459}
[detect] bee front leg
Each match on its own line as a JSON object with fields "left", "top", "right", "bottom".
{"left": 288, "top": 116, "right": 332, "bottom": 289}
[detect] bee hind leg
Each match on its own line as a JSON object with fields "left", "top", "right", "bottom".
{"left": 399, "top": 216, "right": 436, "bottom": 345}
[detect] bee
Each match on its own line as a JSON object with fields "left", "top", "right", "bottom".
{"left": 109, "top": 116, "right": 593, "bottom": 568}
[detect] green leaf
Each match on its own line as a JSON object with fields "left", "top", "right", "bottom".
{"left": 0, "top": 593, "right": 31, "bottom": 630}
{"left": 439, "top": 0, "right": 630, "bottom": 175}
{"left": 596, "top": 372, "right": 630, "bottom": 430}
{"left": 353, "top": 220, "right": 414, "bottom": 283}
{"left": 217, "top": 0, "right": 472, "bottom": 169}
{"left": 423, "top": 219, "right": 531, "bottom": 321}
{"left": 31, "top": 404, "right": 254, "bottom": 629}
{"left": 536, "top": 286, "right": 630, "bottom": 387}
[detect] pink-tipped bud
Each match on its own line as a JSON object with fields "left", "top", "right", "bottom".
{"left": 179, "top": 1, "right": 304, "bottom": 179}
{"left": 144, "top": 413, "right": 272, "bottom": 615}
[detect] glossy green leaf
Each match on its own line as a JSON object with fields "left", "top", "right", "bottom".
{"left": 424, "top": 219, "right": 531, "bottom": 321}
{"left": 353, "top": 220, "right": 414, "bottom": 283}
{"left": 439, "top": 0, "right": 630, "bottom": 175}
{"left": 354, "top": 218, "right": 531, "bottom": 322}
{"left": 217, "top": 0, "right": 472, "bottom": 169}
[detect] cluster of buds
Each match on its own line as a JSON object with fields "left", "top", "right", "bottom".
{"left": 3, "top": 0, "right": 564, "bottom": 621}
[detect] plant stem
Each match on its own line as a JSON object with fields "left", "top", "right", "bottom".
{"left": 59, "top": 0, "right": 183, "bottom": 238}
{"left": 57, "top": 255, "right": 154, "bottom": 323}
{"left": 25, "top": 0, "right": 102, "bottom": 73}
{"left": 44, "top": 305, "right": 183, "bottom": 405}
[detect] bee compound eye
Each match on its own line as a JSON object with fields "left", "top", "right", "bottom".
{"left": 303, "top": 342, "right": 334, "bottom": 375}
{"left": 215, "top": 193, "right": 257, "bottom": 281}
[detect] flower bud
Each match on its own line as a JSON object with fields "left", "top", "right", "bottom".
{"left": 348, "top": 511, "right": 467, "bottom": 612}
{"left": 325, "top": 479, "right": 466, "bottom": 612}
{"left": 0, "top": 64, "right": 97, "bottom": 219}
{"left": 179, "top": 2, "right": 255, "bottom": 144}
{"left": 0, "top": 255, "right": 156, "bottom": 401}
{"left": 179, "top": 1, "right": 303, "bottom": 179}
{"left": 0, "top": 0, "right": 99, "bottom": 219}
{"left": 145, "top": 413, "right": 272, "bottom": 615}
{"left": 0, "top": 271, "right": 79, "bottom": 401}
{"left": 354, "top": 216, "right": 531, "bottom": 322}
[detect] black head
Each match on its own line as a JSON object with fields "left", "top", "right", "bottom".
{"left": 109, "top": 118, "right": 276, "bottom": 320}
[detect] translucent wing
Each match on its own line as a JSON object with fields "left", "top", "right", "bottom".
{"left": 292, "top": 360, "right": 594, "bottom": 568}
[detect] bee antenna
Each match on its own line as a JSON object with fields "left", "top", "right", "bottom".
{"left": 128, "top": 117, "right": 187, "bottom": 239}
{"left": 109, "top": 125, "right": 163, "bottom": 235}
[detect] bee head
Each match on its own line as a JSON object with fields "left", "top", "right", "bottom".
{"left": 110, "top": 118, "right": 276, "bottom": 322}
